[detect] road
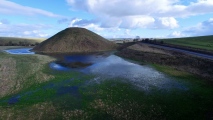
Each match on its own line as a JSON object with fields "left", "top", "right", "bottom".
{"left": 139, "top": 43, "right": 213, "bottom": 61}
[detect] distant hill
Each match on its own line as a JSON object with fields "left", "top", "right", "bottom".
{"left": 162, "top": 35, "right": 213, "bottom": 51}
{"left": 32, "top": 27, "right": 117, "bottom": 53}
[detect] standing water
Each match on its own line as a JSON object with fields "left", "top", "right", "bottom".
{"left": 4, "top": 48, "right": 34, "bottom": 54}
{"left": 50, "top": 52, "right": 187, "bottom": 91}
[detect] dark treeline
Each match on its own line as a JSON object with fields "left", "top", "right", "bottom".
{"left": 141, "top": 38, "right": 164, "bottom": 44}
{"left": 0, "top": 41, "right": 40, "bottom": 46}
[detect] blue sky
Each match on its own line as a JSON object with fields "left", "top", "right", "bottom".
{"left": 0, "top": 0, "right": 213, "bottom": 39}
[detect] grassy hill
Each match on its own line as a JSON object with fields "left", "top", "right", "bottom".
{"left": 162, "top": 35, "right": 213, "bottom": 51}
{"left": 33, "top": 27, "right": 117, "bottom": 53}
{"left": 0, "top": 37, "right": 46, "bottom": 46}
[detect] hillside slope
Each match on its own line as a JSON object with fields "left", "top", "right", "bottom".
{"left": 162, "top": 35, "right": 213, "bottom": 51}
{"left": 32, "top": 27, "right": 117, "bottom": 53}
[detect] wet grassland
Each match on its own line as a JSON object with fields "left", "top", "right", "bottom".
{"left": 0, "top": 46, "right": 213, "bottom": 119}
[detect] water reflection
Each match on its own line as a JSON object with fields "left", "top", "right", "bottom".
{"left": 51, "top": 53, "right": 187, "bottom": 91}
{"left": 63, "top": 54, "right": 106, "bottom": 63}
{"left": 50, "top": 62, "right": 70, "bottom": 71}
{"left": 1, "top": 78, "right": 80, "bottom": 105}
{"left": 49, "top": 52, "right": 111, "bottom": 70}
{"left": 8, "top": 95, "right": 21, "bottom": 105}
{"left": 4, "top": 48, "right": 34, "bottom": 54}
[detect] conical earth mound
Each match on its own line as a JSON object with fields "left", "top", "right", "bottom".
{"left": 32, "top": 27, "right": 117, "bottom": 53}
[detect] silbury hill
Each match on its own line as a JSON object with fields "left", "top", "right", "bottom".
{"left": 32, "top": 27, "right": 117, "bottom": 53}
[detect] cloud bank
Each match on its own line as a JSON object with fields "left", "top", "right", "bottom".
{"left": 0, "top": 0, "right": 62, "bottom": 17}
{"left": 66, "top": 0, "right": 213, "bottom": 37}
{"left": 168, "top": 18, "right": 213, "bottom": 37}
{"left": 67, "top": 0, "right": 213, "bottom": 29}
{"left": 0, "top": 20, "right": 52, "bottom": 37}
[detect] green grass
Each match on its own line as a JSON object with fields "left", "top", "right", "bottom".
{"left": 0, "top": 47, "right": 54, "bottom": 97}
{"left": 2, "top": 67, "right": 212, "bottom": 119}
{"left": 152, "top": 64, "right": 213, "bottom": 86}
{"left": 151, "top": 64, "right": 213, "bottom": 119}
{"left": 161, "top": 35, "right": 213, "bottom": 51}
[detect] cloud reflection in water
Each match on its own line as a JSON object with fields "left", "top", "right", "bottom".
{"left": 81, "top": 55, "right": 186, "bottom": 91}
{"left": 50, "top": 53, "right": 187, "bottom": 91}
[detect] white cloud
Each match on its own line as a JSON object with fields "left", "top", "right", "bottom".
{"left": 66, "top": 0, "right": 213, "bottom": 31}
{"left": 0, "top": 23, "right": 51, "bottom": 37}
{"left": 0, "top": 19, "right": 10, "bottom": 24}
{"left": 22, "top": 30, "right": 49, "bottom": 37}
{"left": 69, "top": 18, "right": 82, "bottom": 27}
{"left": 82, "top": 23, "right": 104, "bottom": 31}
{"left": 171, "top": 31, "right": 182, "bottom": 37}
{"left": 23, "top": 31, "right": 31, "bottom": 35}
{"left": 0, "top": 0, "right": 63, "bottom": 17}
{"left": 168, "top": 31, "right": 186, "bottom": 38}
{"left": 100, "top": 16, "right": 122, "bottom": 28}
{"left": 68, "top": 18, "right": 138, "bottom": 38}
{"left": 186, "top": 0, "right": 213, "bottom": 15}
{"left": 68, "top": 16, "right": 178, "bottom": 30}
{"left": 118, "top": 16, "right": 178, "bottom": 29}
{"left": 153, "top": 17, "right": 179, "bottom": 29}
{"left": 69, "top": 18, "right": 103, "bottom": 31}
{"left": 183, "top": 18, "right": 213, "bottom": 36}
{"left": 119, "top": 16, "right": 155, "bottom": 29}
{"left": 69, "top": 18, "right": 104, "bottom": 31}
{"left": 67, "top": 0, "right": 181, "bottom": 29}
{"left": 125, "top": 29, "right": 131, "bottom": 36}
{"left": 67, "top": 0, "right": 178, "bottom": 17}
{"left": 67, "top": 0, "right": 213, "bottom": 17}
{"left": 168, "top": 18, "right": 213, "bottom": 37}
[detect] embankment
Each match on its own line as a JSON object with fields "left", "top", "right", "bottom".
{"left": 143, "top": 42, "right": 213, "bottom": 56}
{"left": 116, "top": 43, "right": 213, "bottom": 81}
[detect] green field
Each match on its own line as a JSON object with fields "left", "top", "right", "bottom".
{"left": 0, "top": 46, "right": 213, "bottom": 119}
{"left": 0, "top": 37, "right": 46, "bottom": 45}
{"left": 162, "top": 35, "right": 213, "bottom": 51}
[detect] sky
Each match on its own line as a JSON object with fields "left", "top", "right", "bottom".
{"left": 0, "top": 0, "right": 213, "bottom": 39}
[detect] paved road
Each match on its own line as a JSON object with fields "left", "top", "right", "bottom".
{"left": 139, "top": 43, "right": 213, "bottom": 61}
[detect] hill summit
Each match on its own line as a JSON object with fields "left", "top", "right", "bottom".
{"left": 32, "top": 27, "right": 117, "bottom": 53}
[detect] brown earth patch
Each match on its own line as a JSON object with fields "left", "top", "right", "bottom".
{"left": 0, "top": 102, "right": 59, "bottom": 120}
{"left": 128, "top": 44, "right": 171, "bottom": 55}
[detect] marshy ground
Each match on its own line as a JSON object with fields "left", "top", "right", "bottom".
{"left": 0, "top": 46, "right": 213, "bottom": 120}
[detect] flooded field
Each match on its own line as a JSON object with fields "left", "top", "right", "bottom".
{"left": 1, "top": 48, "right": 213, "bottom": 119}
{"left": 51, "top": 53, "right": 187, "bottom": 91}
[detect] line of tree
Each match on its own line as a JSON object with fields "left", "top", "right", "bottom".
{"left": 141, "top": 38, "right": 164, "bottom": 44}
{"left": 0, "top": 41, "right": 40, "bottom": 46}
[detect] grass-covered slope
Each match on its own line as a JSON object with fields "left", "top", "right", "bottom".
{"left": 162, "top": 35, "right": 213, "bottom": 51}
{"left": 33, "top": 27, "right": 117, "bottom": 53}
{"left": 0, "top": 47, "right": 54, "bottom": 97}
